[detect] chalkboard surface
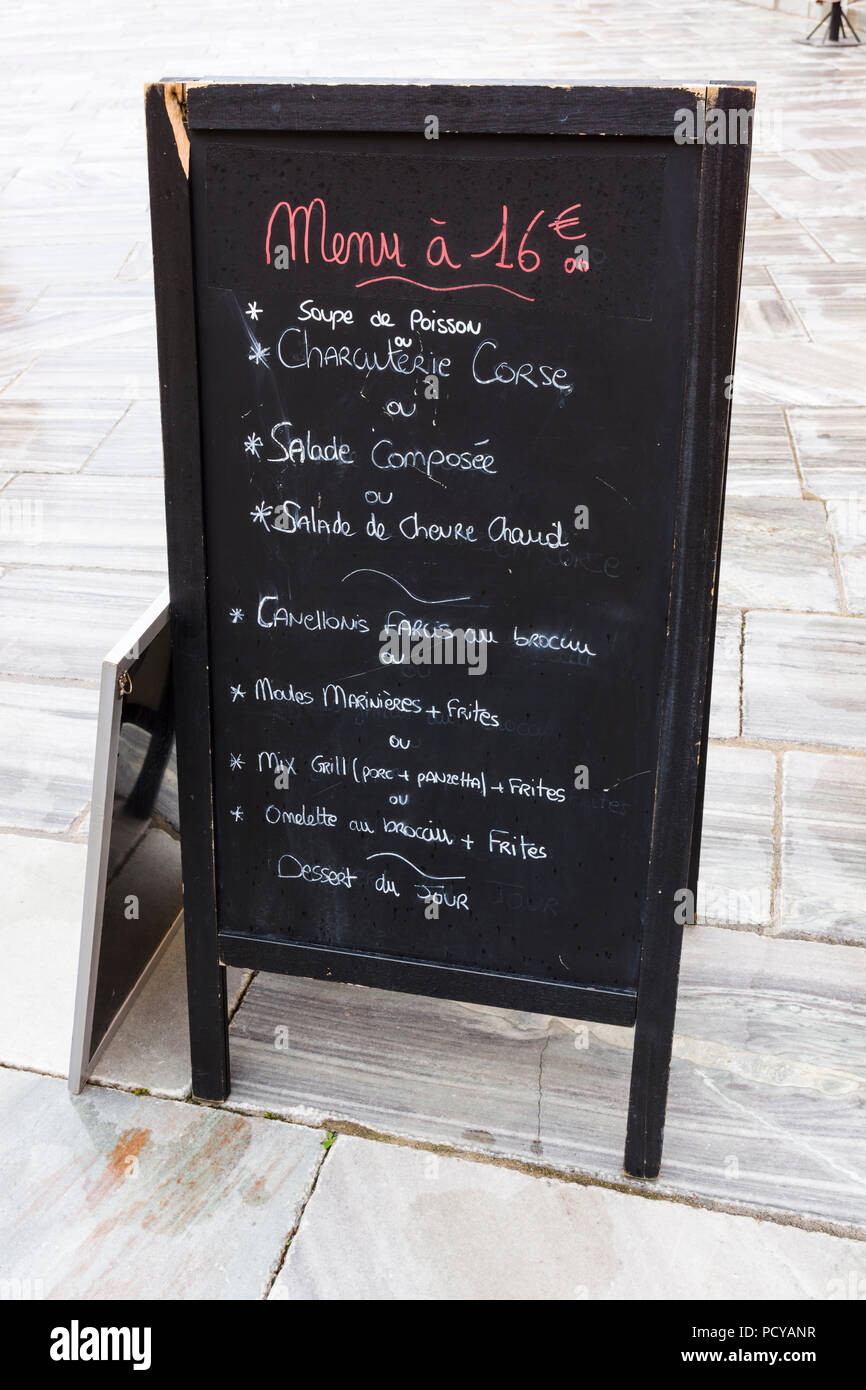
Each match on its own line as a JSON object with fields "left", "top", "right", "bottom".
{"left": 147, "top": 82, "right": 753, "bottom": 1176}
{"left": 192, "top": 132, "right": 694, "bottom": 995}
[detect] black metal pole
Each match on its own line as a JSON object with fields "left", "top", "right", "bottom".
{"left": 829, "top": 2, "right": 843, "bottom": 42}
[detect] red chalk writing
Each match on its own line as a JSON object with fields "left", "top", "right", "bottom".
{"left": 265, "top": 198, "right": 589, "bottom": 299}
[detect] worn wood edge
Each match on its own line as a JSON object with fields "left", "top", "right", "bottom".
{"left": 165, "top": 82, "right": 190, "bottom": 178}
{"left": 686, "top": 82, "right": 756, "bottom": 903}
{"left": 143, "top": 81, "right": 190, "bottom": 178}
{"left": 180, "top": 79, "right": 742, "bottom": 135}
{"left": 179, "top": 78, "right": 753, "bottom": 92}
{"left": 218, "top": 932, "right": 638, "bottom": 1026}
{"left": 144, "top": 82, "right": 230, "bottom": 1100}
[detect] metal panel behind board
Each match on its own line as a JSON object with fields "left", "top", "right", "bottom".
{"left": 68, "top": 590, "right": 183, "bottom": 1092}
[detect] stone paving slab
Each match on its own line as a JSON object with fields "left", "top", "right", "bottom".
{"left": 708, "top": 607, "right": 742, "bottom": 739}
{"left": 736, "top": 341, "right": 866, "bottom": 408}
{"left": 116, "top": 240, "right": 155, "bottom": 287}
{"left": 0, "top": 160, "right": 150, "bottom": 212}
{"left": 0, "top": 242, "right": 140, "bottom": 292}
{"left": 743, "top": 612, "right": 866, "bottom": 749}
{"left": 744, "top": 189, "right": 779, "bottom": 226}
{"left": 726, "top": 405, "right": 801, "bottom": 497}
{"left": 0, "top": 679, "right": 96, "bottom": 831}
{"left": 92, "top": 931, "right": 251, "bottom": 1099}
{"left": 718, "top": 498, "right": 839, "bottom": 612}
{"left": 0, "top": 827, "right": 248, "bottom": 1086}
{"left": 741, "top": 265, "right": 775, "bottom": 287}
{"left": 698, "top": 744, "right": 775, "bottom": 927}
{"left": 272, "top": 1134, "right": 866, "bottom": 1301}
{"left": 742, "top": 223, "right": 830, "bottom": 266}
{"left": 757, "top": 175, "right": 866, "bottom": 225}
{"left": 791, "top": 297, "right": 866, "bottom": 341}
{"left": 781, "top": 751, "right": 866, "bottom": 946}
{"left": 3, "top": 341, "right": 159, "bottom": 403}
{"left": 0, "top": 566, "right": 167, "bottom": 681}
{"left": 0, "top": 475, "right": 167, "bottom": 571}
{"left": 788, "top": 147, "right": 866, "bottom": 181}
{"left": 826, "top": 499, "right": 866, "bottom": 613}
{"left": 803, "top": 217, "right": 866, "bottom": 264}
{"left": 787, "top": 408, "right": 866, "bottom": 499}
{"left": 0, "top": 400, "right": 128, "bottom": 472}
{"left": 771, "top": 265, "right": 866, "bottom": 299}
{"left": 226, "top": 925, "right": 866, "bottom": 1233}
{"left": 737, "top": 288, "right": 808, "bottom": 340}
{"left": 0, "top": 832, "right": 87, "bottom": 1074}
{"left": 677, "top": 925, "right": 864, "bottom": 1088}
{"left": 84, "top": 401, "right": 164, "bottom": 476}
{"left": 0, "top": 1068, "right": 324, "bottom": 1299}
{"left": 0, "top": 303, "right": 155, "bottom": 382}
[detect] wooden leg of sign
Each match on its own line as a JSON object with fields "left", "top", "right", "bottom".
{"left": 624, "top": 614, "right": 709, "bottom": 1179}
{"left": 625, "top": 641, "right": 712, "bottom": 1178}
{"left": 623, "top": 912, "right": 685, "bottom": 1179}
{"left": 186, "top": 937, "right": 230, "bottom": 1101}
{"left": 145, "top": 84, "right": 231, "bottom": 1103}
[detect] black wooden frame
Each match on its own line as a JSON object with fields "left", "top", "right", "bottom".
{"left": 145, "top": 80, "right": 753, "bottom": 1178}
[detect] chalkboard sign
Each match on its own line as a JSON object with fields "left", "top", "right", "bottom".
{"left": 146, "top": 81, "right": 753, "bottom": 1178}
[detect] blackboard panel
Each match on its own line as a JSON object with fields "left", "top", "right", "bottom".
{"left": 189, "top": 130, "right": 700, "bottom": 996}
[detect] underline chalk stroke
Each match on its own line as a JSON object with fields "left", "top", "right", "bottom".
{"left": 354, "top": 275, "right": 535, "bottom": 302}
{"left": 366, "top": 852, "right": 466, "bottom": 881}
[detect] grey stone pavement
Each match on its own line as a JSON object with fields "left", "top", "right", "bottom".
{"left": 1, "top": 0, "right": 865, "bottom": 1299}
